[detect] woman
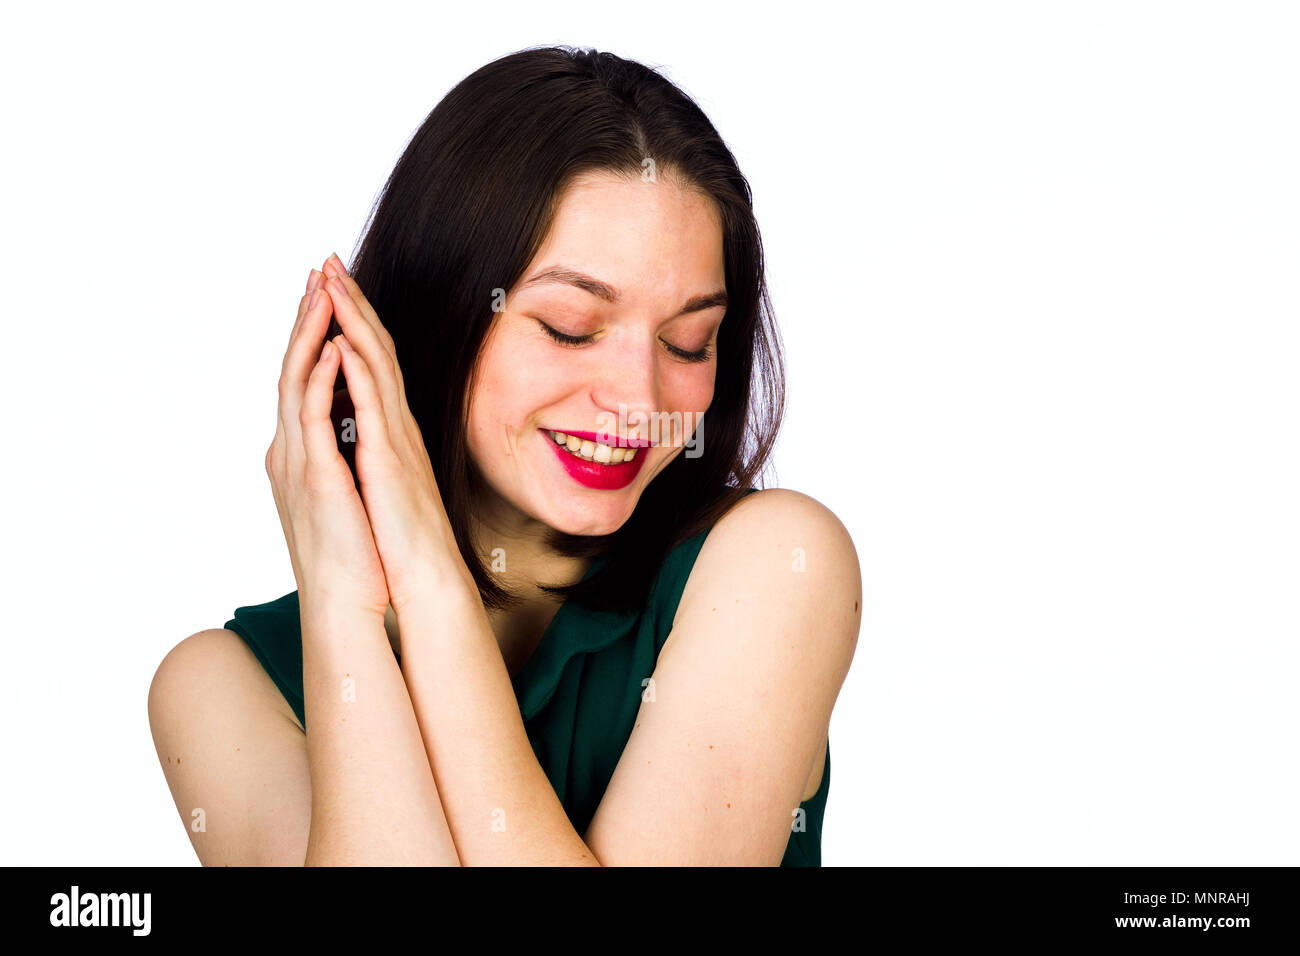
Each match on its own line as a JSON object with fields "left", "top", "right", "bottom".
{"left": 148, "top": 45, "right": 861, "bottom": 866}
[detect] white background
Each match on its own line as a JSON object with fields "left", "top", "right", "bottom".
{"left": 2, "top": 1, "right": 1295, "bottom": 866}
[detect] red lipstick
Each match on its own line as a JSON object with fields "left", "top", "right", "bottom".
{"left": 539, "top": 428, "right": 648, "bottom": 490}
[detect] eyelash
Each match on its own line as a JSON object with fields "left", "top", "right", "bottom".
{"left": 539, "top": 322, "right": 715, "bottom": 364}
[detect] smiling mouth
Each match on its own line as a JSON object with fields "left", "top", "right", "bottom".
{"left": 544, "top": 429, "right": 640, "bottom": 465}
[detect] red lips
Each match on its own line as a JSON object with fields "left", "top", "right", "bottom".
{"left": 539, "top": 429, "right": 648, "bottom": 490}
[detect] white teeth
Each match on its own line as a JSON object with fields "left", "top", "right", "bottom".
{"left": 547, "top": 430, "right": 640, "bottom": 465}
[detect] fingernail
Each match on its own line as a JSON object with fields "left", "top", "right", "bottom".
{"left": 329, "top": 252, "right": 349, "bottom": 276}
{"left": 336, "top": 335, "right": 354, "bottom": 352}
{"left": 309, "top": 288, "right": 320, "bottom": 308}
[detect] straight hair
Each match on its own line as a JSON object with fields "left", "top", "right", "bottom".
{"left": 344, "top": 45, "right": 785, "bottom": 614}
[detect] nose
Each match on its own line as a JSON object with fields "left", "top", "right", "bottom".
{"left": 590, "top": 333, "right": 663, "bottom": 445}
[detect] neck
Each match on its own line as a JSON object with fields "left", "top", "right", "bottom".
{"left": 466, "top": 484, "right": 593, "bottom": 602}
{"left": 463, "top": 484, "right": 597, "bottom": 675}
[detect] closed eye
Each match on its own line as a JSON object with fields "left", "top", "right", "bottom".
{"left": 538, "top": 321, "right": 714, "bottom": 364}
{"left": 664, "top": 341, "right": 714, "bottom": 363}
{"left": 539, "top": 322, "right": 595, "bottom": 347}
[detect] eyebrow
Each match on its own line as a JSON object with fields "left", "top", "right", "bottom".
{"left": 518, "top": 265, "right": 728, "bottom": 316}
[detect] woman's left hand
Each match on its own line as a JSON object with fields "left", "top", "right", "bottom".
{"left": 318, "top": 254, "right": 465, "bottom": 611}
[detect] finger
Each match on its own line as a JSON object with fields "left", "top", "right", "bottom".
{"left": 286, "top": 268, "right": 332, "bottom": 353}
{"left": 278, "top": 288, "right": 333, "bottom": 431}
{"left": 320, "top": 268, "right": 394, "bottom": 352}
{"left": 320, "top": 254, "right": 384, "bottom": 350}
{"left": 334, "top": 271, "right": 411, "bottom": 416}
{"left": 322, "top": 264, "right": 398, "bottom": 354}
{"left": 285, "top": 289, "right": 313, "bottom": 355}
{"left": 320, "top": 256, "right": 410, "bottom": 417}
{"left": 299, "top": 339, "right": 344, "bottom": 470}
{"left": 333, "top": 335, "right": 393, "bottom": 457}
{"left": 322, "top": 275, "right": 407, "bottom": 426}
{"left": 287, "top": 269, "right": 327, "bottom": 346}
{"left": 322, "top": 252, "right": 350, "bottom": 285}
{"left": 279, "top": 310, "right": 333, "bottom": 484}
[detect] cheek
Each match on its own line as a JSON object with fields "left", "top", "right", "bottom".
{"left": 465, "top": 335, "right": 518, "bottom": 455}
{"left": 665, "top": 366, "right": 715, "bottom": 415}
{"left": 468, "top": 329, "right": 576, "bottom": 436}
{"left": 497, "top": 336, "right": 582, "bottom": 408}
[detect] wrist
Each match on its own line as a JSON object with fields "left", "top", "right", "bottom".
{"left": 297, "top": 589, "right": 387, "bottom": 634}
{"left": 389, "top": 554, "right": 480, "bottom": 622}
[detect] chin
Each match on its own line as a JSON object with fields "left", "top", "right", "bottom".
{"left": 542, "top": 492, "right": 637, "bottom": 537}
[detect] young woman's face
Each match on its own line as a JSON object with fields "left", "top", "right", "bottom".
{"left": 466, "top": 169, "right": 726, "bottom": 536}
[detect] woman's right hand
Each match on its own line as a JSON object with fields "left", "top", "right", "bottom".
{"left": 264, "top": 264, "right": 392, "bottom": 622}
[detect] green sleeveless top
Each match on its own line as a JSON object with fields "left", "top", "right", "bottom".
{"left": 223, "top": 491, "right": 830, "bottom": 866}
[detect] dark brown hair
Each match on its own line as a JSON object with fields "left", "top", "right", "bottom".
{"left": 345, "top": 45, "right": 785, "bottom": 614}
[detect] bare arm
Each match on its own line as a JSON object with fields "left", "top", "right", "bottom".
{"left": 151, "top": 258, "right": 462, "bottom": 865}
{"left": 390, "top": 488, "right": 860, "bottom": 865}
{"left": 298, "top": 600, "right": 461, "bottom": 865}
{"left": 583, "top": 489, "right": 861, "bottom": 864}
{"left": 148, "top": 614, "right": 462, "bottom": 866}
{"left": 149, "top": 628, "right": 313, "bottom": 866}
{"left": 395, "top": 572, "right": 599, "bottom": 866}
{"left": 268, "top": 260, "right": 460, "bottom": 864}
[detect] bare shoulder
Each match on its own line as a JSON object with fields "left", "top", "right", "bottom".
{"left": 149, "top": 628, "right": 303, "bottom": 734}
{"left": 676, "top": 487, "right": 862, "bottom": 641}
{"left": 584, "top": 489, "right": 860, "bottom": 863}
{"left": 672, "top": 487, "right": 861, "bottom": 801}
{"left": 148, "top": 628, "right": 311, "bottom": 866}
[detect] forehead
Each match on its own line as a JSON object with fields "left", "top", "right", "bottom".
{"left": 522, "top": 170, "right": 725, "bottom": 303}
